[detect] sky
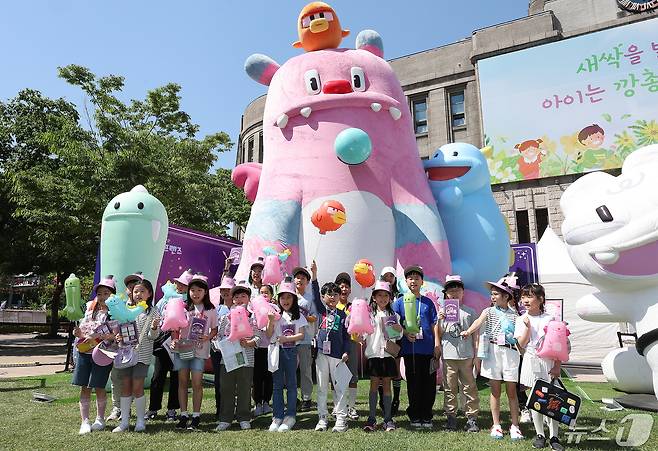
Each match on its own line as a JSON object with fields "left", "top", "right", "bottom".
{"left": 0, "top": 0, "right": 529, "bottom": 170}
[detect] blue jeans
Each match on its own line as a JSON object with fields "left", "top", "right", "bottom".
{"left": 272, "top": 346, "right": 298, "bottom": 420}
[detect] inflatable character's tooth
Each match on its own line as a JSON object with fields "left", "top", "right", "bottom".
{"left": 300, "top": 107, "right": 312, "bottom": 118}
{"left": 276, "top": 113, "right": 289, "bottom": 128}
{"left": 152, "top": 220, "right": 161, "bottom": 243}
{"left": 370, "top": 103, "right": 382, "bottom": 112}
{"left": 593, "top": 250, "right": 619, "bottom": 265}
{"left": 389, "top": 107, "right": 401, "bottom": 120}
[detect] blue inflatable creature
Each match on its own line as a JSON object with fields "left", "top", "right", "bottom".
{"left": 423, "top": 143, "right": 510, "bottom": 312}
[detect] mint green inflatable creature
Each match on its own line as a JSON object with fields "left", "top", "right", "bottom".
{"left": 62, "top": 273, "right": 84, "bottom": 321}
{"left": 100, "top": 185, "right": 168, "bottom": 296}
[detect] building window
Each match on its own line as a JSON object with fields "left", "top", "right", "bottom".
{"left": 535, "top": 208, "right": 549, "bottom": 239}
{"left": 449, "top": 91, "right": 465, "bottom": 128}
{"left": 411, "top": 97, "right": 428, "bottom": 135}
{"left": 258, "top": 132, "right": 263, "bottom": 164}
{"left": 247, "top": 137, "right": 254, "bottom": 163}
{"left": 516, "top": 210, "right": 531, "bottom": 244}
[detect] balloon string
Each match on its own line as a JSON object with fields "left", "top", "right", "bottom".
{"left": 312, "top": 235, "right": 323, "bottom": 263}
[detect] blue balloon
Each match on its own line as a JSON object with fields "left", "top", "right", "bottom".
{"left": 334, "top": 128, "right": 372, "bottom": 165}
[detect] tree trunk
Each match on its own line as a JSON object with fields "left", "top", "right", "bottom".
{"left": 48, "top": 272, "right": 65, "bottom": 337}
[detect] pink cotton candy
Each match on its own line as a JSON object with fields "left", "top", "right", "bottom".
{"left": 347, "top": 298, "right": 374, "bottom": 335}
{"left": 161, "top": 298, "right": 189, "bottom": 332}
{"left": 228, "top": 306, "right": 252, "bottom": 342}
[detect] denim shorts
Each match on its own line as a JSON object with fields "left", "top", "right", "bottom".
{"left": 71, "top": 352, "right": 112, "bottom": 388}
{"left": 116, "top": 362, "right": 149, "bottom": 379}
{"left": 173, "top": 354, "right": 205, "bottom": 372}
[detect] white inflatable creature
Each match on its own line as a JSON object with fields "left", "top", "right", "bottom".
{"left": 561, "top": 145, "right": 658, "bottom": 398}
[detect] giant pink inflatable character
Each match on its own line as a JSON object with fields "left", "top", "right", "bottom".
{"left": 233, "top": 30, "right": 451, "bottom": 289}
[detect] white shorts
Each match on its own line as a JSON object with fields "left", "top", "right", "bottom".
{"left": 519, "top": 353, "right": 552, "bottom": 389}
{"left": 480, "top": 343, "right": 519, "bottom": 383}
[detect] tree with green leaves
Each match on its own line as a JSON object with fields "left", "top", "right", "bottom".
{"left": 1, "top": 65, "right": 250, "bottom": 336}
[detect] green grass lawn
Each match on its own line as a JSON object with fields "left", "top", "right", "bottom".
{"left": 0, "top": 373, "right": 656, "bottom": 450}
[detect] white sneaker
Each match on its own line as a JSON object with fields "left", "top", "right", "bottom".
{"left": 490, "top": 424, "right": 504, "bottom": 439}
{"left": 239, "top": 421, "right": 251, "bottom": 430}
{"left": 90, "top": 418, "right": 105, "bottom": 431}
{"left": 315, "top": 416, "right": 328, "bottom": 431}
{"left": 79, "top": 420, "right": 91, "bottom": 435}
{"left": 510, "top": 424, "right": 524, "bottom": 441}
{"left": 277, "top": 416, "right": 296, "bottom": 432}
{"left": 261, "top": 403, "right": 273, "bottom": 415}
{"left": 106, "top": 407, "right": 121, "bottom": 421}
{"left": 252, "top": 403, "right": 263, "bottom": 417}
{"left": 332, "top": 419, "right": 348, "bottom": 433}
{"left": 268, "top": 418, "right": 282, "bottom": 432}
{"left": 520, "top": 409, "right": 532, "bottom": 424}
{"left": 215, "top": 421, "right": 231, "bottom": 431}
{"left": 112, "top": 424, "right": 129, "bottom": 433}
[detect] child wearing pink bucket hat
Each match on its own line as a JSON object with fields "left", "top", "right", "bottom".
{"left": 362, "top": 280, "right": 402, "bottom": 432}
{"left": 461, "top": 276, "right": 522, "bottom": 441}
{"left": 72, "top": 275, "right": 117, "bottom": 435}
{"left": 266, "top": 277, "right": 307, "bottom": 432}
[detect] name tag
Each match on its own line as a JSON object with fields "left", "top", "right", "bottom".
{"left": 322, "top": 340, "right": 331, "bottom": 355}
{"left": 416, "top": 328, "right": 423, "bottom": 340}
{"left": 496, "top": 333, "right": 506, "bottom": 346}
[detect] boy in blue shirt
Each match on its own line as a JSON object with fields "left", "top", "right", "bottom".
{"left": 392, "top": 265, "right": 441, "bottom": 428}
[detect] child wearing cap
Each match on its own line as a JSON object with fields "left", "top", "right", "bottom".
{"left": 266, "top": 277, "right": 307, "bottom": 432}
{"left": 72, "top": 276, "right": 117, "bottom": 435}
{"left": 311, "top": 268, "right": 350, "bottom": 432}
{"left": 334, "top": 272, "right": 360, "bottom": 420}
{"left": 379, "top": 266, "right": 402, "bottom": 415}
{"left": 438, "top": 275, "right": 480, "bottom": 433}
{"left": 362, "top": 280, "right": 401, "bottom": 432}
{"left": 215, "top": 281, "right": 260, "bottom": 432}
{"left": 112, "top": 279, "right": 161, "bottom": 433}
{"left": 172, "top": 274, "right": 218, "bottom": 431}
{"left": 461, "top": 277, "right": 522, "bottom": 441}
{"left": 392, "top": 265, "right": 441, "bottom": 429}
{"left": 107, "top": 272, "right": 144, "bottom": 422}
{"left": 252, "top": 284, "right": 275, "bottom": 417}
{"left": 210, "top": 276, "right": 235, "bottom": 419}
{"left": 292, "top": 264, "right": 319, "bottom": 412}
{"left": 147, "top": 269, "right": 191, "bottom": 423}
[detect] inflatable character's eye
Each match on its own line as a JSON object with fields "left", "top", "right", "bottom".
{"left": 137, "top": 202, "right": 144, "bottom": 210}
{"left": 350, "top": 67, "right": 366, "bottom": 92}
{"left": 114, "top": 202, "right": 120, "bottom": 209}
{"left": 304, "top": 69, "right": 322, "bottom": 95}
{"left": 452, "top": 151, "right": 458, "bottom": 157}
{"left": 596, "top": 205, "right": 613, "bottom": 222}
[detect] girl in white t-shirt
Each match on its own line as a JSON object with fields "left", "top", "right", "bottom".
{"left": 362, "top": 280, "right": 401, "bottom": 432}
{"left": 514, "top": 283, "right": 563, "bottom": 451}
{"left": 266, "top": 278, "right": 307, "bottom": 432}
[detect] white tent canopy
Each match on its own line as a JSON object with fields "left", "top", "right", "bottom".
{"left": 536, "top": 227, "right": 619, "bottom": 365}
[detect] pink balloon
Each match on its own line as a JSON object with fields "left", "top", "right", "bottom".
{"left": 262, "top": 254, "right": 284, "bottom": 285}
{"left": 228, "top": 306, "right": 252, "bottom": 342}
{"left": 347, "top": 298, "right": 374, "bottom": 335}
{"left": 161, "top": 298, "right": 189, "bottom": 332}
{"left": 537, "top": 320, "right": 571, "bottom": 363}
{"left": 251, "top": 295, "right": 281, "bottom": 329}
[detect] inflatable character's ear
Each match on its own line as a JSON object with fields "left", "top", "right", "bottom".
{"left": 355, "top": 30, "right": 384, "bottom": 58}
{"left": 245, "top": 54, "right": 281, "bottom": 86}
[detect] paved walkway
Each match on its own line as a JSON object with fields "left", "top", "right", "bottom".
{"left": 0, "top": 333, "right": 69, "bottom": 377}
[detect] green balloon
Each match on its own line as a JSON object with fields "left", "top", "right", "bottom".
{"left": 61, "top": 273, "right": 84, "bottom": 321}
{"left": 403, "top": 291, "right": 420, "bottom": 334}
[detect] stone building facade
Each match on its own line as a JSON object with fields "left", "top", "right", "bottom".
{"left": 236, "top": 0, "right": 657, "bottom": 243}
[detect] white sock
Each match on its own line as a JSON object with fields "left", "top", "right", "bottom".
{"left": 548, "top": 418, "right": 559, "bottom": 438}
{"left": 192, "top": 412, "right": 200, "bottom": 418}
{"left": 531, "top": 409, "right": 545, "bottom": 436}
{"left": 180, "top": 411, "right": 188, "bottom": 417}
{"left": 119, "top": 396, "right": 132, "bottom": 429}
{"left": 134, "top": 396, "right": 146, "bottom": 426}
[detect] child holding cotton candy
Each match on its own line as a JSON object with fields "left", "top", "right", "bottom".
{"left": 215, "top": 281, "right": 260, "bottom": 432}
{"left": 266, "top": 277, "right": 307, "bottom": 432}
{"left": 514, "top": 283, "right": 565, "bottom": 451}
{"left": 252, "top": 284, "right": 275, "bottom": 417}
{"left": 210, "top": 276, "right": 234, "bottom": 420}
{"left": 461, "top": 277, "right": 522, "bottom": 441}
{"left": 361, "top": 280, "right": 401, "bottom": 432}
{"left": 170, "top": 274, "right": 218, "bottom": 431}
{"left": 112, "top": 279, "right": 161, "bottom": 433}
{"left": 72, "top": 276, "right": 117, "bottom": 435}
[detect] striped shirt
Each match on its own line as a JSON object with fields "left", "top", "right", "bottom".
{"left": 484, "top": 306, "right": 518, "bottom": 342}
{"left": 134, "top": 309, "right": 161, "bottom": 365}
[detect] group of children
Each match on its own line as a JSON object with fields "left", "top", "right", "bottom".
{"left": 71, "top": 260, "right": 565, "bottom": 450}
